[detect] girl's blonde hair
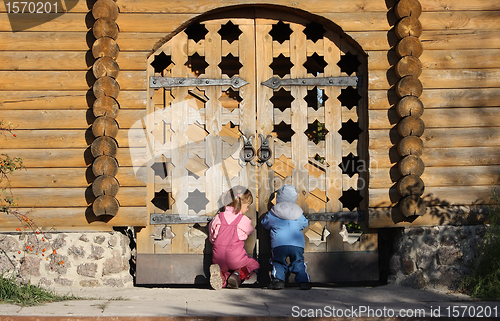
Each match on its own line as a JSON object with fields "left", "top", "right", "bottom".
{"left": 224, "top": 185, "right": 253, "bottom": 214}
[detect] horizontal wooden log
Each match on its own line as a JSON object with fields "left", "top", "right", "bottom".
{"left": 93, "top": 17, "right": 119, "bottom": 40}
{"left": 3, "top": 0, "right": 496, "bottom": 14}
{"left": 396, "top": 95, "right": 424, "bottom": 117}
{"left": 398, "top": 136, "right": 424, "bottom": 156}
{"left": 370, "top": 127, "right": 500, "bottom": 150}
{"left": 370, "top": 165, "right": 500, "bottom": 189}
{"left": 397, "top": 116, "right": 425, "bottom": 137}
{"left": 0, "top": 71, "right": 142, "bottom": 91}
{"left": 0, "top": 148, "right": 141, "bottom": 168}
{"left": 368, "top": 205, "right": 489, "bottom": 228}
{"left": 92, "top": 37, "right": 120, "bottom": 60}
{"left": 395, "top": 55, "right": 422, "bottom": 78}
{"left": 370, "top": 146, "right": 500, "bottom": 168}
{"left": 0, "top": 91, "right": 145, "bottom": 110}
{"left": 93, "top": 175, "right": 120, "bottom": 196}
{"left": 398, "top": 155, "right": 425, "bottom": 176}
{"left": 6, "top": 187, "right": 146, "bottom": 207}
{"left": 369, "top": 107, "right": 500, "bottom": 130}
{"left": 397, "top": 175, "right": 425, "bottom": 197}
{"left": 395, "top": 36, "right": 423, "bottom": 58}
{"left": 399, "top": 195, "right": 426, "bottom": 217}
{"left": 92, "top": 116, "right": 120, "bottom": 138}
{"left": 395, "top": 0, "right": 422, "bottom": 19}
{"left": 94, "top": 76, "right": 120, "bottom": 98}
{"left": 91, "top": 136, "right": 118, "bottom": 157}
{"left": 93, "top": 155, "right": 119, "bottom": 176}
{"left": 0, "top": 207, "right": 147, "bottom": 229}
{"left": 92, "top": 0, "right": 119, "bottom": 20}
{"left": 94, "top": 96, "right": 120, "bottom": 117}
{"left": 369, "top": 185, "right": 493, "bottom": 208}
{"left": 369, "top": 88, "right": 500, "bottom": 110}
{"left": 395, "top": 75, "right": 423, "bottom": 98}
{"left": 395, "top": 16, "right": 423, "bottom": 39}
{"left": 6, "top": 167, "right": 145, "bottom": 188}
{"left": 369, "top": 69, "right": 500, "bottom": 90}
{"left": 0, "top": 110, "right": 145, "bottom": 130}
{"left": 0, "top": 129, "right": 145, "bottom": 149}
{"left": 93, "top": 56, "right": 120, "bottom": 79}
{"left": 93, "top": 195, "right": 119, "bottom": 216}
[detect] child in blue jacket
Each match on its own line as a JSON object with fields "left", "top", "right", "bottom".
{"left": 261, "top": 184, "right": 311, "bottom": 290}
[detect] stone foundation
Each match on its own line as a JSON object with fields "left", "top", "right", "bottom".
{"left": 385, "top": 225, "right": 486, "bottom": 292}
{"left": 0, "top": 229, "right": 134, "bottom": 289}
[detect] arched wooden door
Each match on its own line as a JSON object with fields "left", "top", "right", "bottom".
{"left": 136, "top": 9, "right": 377, "bottom": 285}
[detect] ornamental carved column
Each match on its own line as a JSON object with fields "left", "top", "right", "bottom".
{"left": 394, "top": 0, "right": 426, "bottom": 217}
{"left": 90, "top": 0, "right": 120, "bottom": 217}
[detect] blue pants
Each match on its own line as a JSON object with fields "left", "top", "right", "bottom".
{"left": 271, "top": 245, "right": 310, "bottom": 283}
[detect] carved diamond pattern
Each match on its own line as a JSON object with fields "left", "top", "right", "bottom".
{"left": 151, "top": 189, "right": 170, "bottom": 212}
{"left": 270, "top": 88, "right": 294, "bottom": 112}
{"left": 338, "top": 119, "right": 362, "bottom": 143}
{"left": 304, "top": 120, "right": 329, "bottom": 145}
{"left": 185, "top": 122, "right": 208, "bottom": 143}
{"left": 186, "top": 52, "right": 209, "bottom": 76}
{"left": 339, "top": 152, "right": 361, "bottom": 178}
{"left": 269, "top": 20, "right": 292, "bottom": 44}
{"left": 304, "top": 87, "right": 328, "bottom": 110}
{"left": 151, "top": 52, "right": 173, "bottom": 74}
{"left": 337, "top": 51, "right": 361, "bottom": 76}
{"left": 304, "top": 22, "right": 326, "bottom": 43}
{"left": 218, "top": 53, "right": 242, "bottom": 77}
{"left": 184, "top": 22, "right": 208, "bottom": 43}
{"left": 305, "top": 221, "right": 330, "bottom": 246}
{"left": 270, "top": 54, "right": 294, "bottom": 78}
{"left": 186, "top": 189, "right": 209, "bottom": 214}
{"left": 185, "top": 154, "right": 208, "bottom": 178}
{"left": 304, "top": 160, "right": 325, "bottom": 179}
{"left": 271, "top": 155, "right": 295, "bottom": 178}
{"left": 339, "top": 187, "right": 363, "bottom": 211}
{"left": 151, "top": 161, "right": 171, "bottom": 179}
{"left": 219, "top": 156, "right": 242, "bottom": 181}
{"left": 274, "top": 121, "right": 295, "bottom": 143}
{"left": 219, "top": 122, "right": 241, "bottom": 145}
{"left": 219, "top": 88, "right": 242, "bottom": 112}
{"left": 338, "top": 87, "right": 361, "bottom": 110}
{"left": 303, "top": 53, "right": 327, "bottom": 75}
{"left": 305, "top": 188, "right": 328, "bottom": 212}
{"left": 218, "top": 20, "right": 242, "bottom": 44}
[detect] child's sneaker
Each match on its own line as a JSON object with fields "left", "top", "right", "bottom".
{"left": 209, "top": 264, "right": 223, "bottom": 290}
{"left": 268, "top": 278, "right": 285, "bottom": 290}
{"left": 227, "top": 270, "right": 241, "bottom": 289}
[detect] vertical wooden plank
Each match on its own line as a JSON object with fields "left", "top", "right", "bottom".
{"left": 136, "top": 44, "right": 159, "bottom": 255}
{"left": 324, "top": 31, "right": 344, "bottom": 252}
{"left": 290, "top": 23, "right": 308, "bottom": 208}
{"left": 204, "top": 23, "right": 223, "bottom": 216}
{"left": 238, "top": 20, "right": 258, "bottom": 254}
{"left": 169, "top": 31, "right": 190, "bottom": 254}
{"left": 255, "top": 18, "right": 274, "bottom": 260}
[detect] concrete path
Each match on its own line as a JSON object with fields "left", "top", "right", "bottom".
{"left": 0, "top": 283, "right": 498, "bottom": 319}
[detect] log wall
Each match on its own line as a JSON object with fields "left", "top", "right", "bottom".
{"left": 0, "top": 0, "right": 499, "bottom": 229}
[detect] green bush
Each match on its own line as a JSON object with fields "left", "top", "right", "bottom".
{"left": 461, "top": 189, "right": 500, "bottom": 300}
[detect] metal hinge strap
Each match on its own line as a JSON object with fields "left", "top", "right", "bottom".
{"left": 149, "top": 76, "right": 249, "bottom": 89}
{"left": 261, "top": 76, "right": 361, "bottom": 89}
{"left": 150, "top": 211, "right": 364, "bottom": 225}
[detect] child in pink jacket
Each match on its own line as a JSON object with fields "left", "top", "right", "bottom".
{"left": 208, "top": 186, "right": 259, "bottom": 290}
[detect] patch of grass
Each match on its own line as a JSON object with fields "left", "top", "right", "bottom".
{"left": 0, "top": 274, "right": 82, "bottom": 306}
{"left": 461, "top": 189, "right": 500, "bottom": 300}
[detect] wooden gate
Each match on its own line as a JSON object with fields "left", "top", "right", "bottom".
{"left": 136, "top": 9, "right": 378, "bottom": 285}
